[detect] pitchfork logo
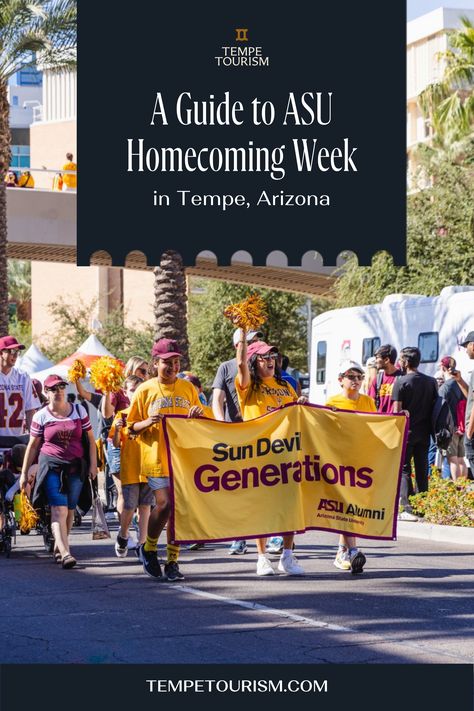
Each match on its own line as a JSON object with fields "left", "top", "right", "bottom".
{"left": 215, "top": 29, "right": 269, "bottom": 67}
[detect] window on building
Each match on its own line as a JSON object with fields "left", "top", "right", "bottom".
{"left": 362, "top": 337, "right": 381, "bottom": 365}
{"left": 418, "top": 332, "right": 438, "bottom": 363}
{"left": 18, "top": 68, "right": 42, "bottom": 86}
{"left": 12, "top": 95, "right": 18, "bottom": 106}
{"left": 10, "top": 145, "right": 30, "bottom": 169}
{"left": 316, "top": 341, "right": 327, "bottom": 384}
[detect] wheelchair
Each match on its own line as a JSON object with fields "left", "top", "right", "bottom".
{"left": 0, "top": 468, "right": 17, "bottom": 557}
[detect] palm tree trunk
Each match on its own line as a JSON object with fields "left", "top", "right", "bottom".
{"left": 153, "top": 251, "right": 189, "bottom": 370}
{"left": 0, "top": 81, "right": 10, "bottom": 334}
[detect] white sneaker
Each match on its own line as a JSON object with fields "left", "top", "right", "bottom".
{"left": 333, "top": 549, "right": 351, "bottom": 571}
{"left": 256, "top": 556, "right": 275, "bottom": 576}
{"left": 399, "top": 510, "right": 419, "bottom": 521}
{"left": 278, "top": 553, "right": 305, "bottom": 576}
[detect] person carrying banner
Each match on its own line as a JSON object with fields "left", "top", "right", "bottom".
{"left": 127, "top": 339, "right": 203, "bottom": 582}
{"left": 235, "top": 329, "right": 308, "bottom": 576}
{"left": 326, "top": 360, "right": 376, "bottom": 574}
{"left": 212, "top": 327, "right": 263, "bottom": 556}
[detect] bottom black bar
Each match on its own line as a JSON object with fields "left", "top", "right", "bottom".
{"left": 0, "top": 664, "right": 472, "bottom": 711}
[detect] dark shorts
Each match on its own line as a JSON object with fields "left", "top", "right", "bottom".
{"left": 446, "top": 432, "right": 465, "bottom": 458}
{"left": 44, "top": 470, "right": 83, "bottom": 509}
{"left": 122, "top": 483, "right": 154, "bottom": 510}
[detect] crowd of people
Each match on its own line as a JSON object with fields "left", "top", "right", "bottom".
{"left": 1, "top": 326, "right": 473, "bottom": 579}
{"left": 5, "top": 152, "right": 77, "bottom": 191}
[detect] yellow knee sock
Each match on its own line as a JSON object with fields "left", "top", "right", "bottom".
{"left": 144, "top": 535, "right": 158, "bottom": 553}
{"left": 167, "top": 543, "right": 180, "bottom": 563}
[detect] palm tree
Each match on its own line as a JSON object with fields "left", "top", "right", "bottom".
{"left": 419, "top": 16, "right": 474, "bottom": 148}
{"left": 7, "top": 259, "right": 31, "bottom": 320}
{"left": 153, "top": 251, "right": 190, "bottom": 370}
{"left": 0, "top": 0, "right": 77, "bottom": 333}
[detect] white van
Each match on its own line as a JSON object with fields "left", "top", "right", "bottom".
{"left": 309, "top": 286, "right": 474, "bottom": 404}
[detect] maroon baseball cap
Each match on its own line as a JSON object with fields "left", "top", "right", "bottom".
{"left": 0, "top": 336, "right": 25, "bottom": 351}
{"left": 44, "top": 374, "right": 67, "bottom": 388}
{"left": 440, "top": 356, "right": 455, "bottom": 368}
{"left": 246, "top": 341, "right": 278, "bottom": 360}
{"left": 151, "top": 338, "right": 182, "bottom": 360}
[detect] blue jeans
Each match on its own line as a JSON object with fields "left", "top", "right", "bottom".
{"left": 44, "top": 470, "right": 83, "bottom": 509}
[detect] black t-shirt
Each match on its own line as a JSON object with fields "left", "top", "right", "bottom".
{"left": 392, "top": 371, "right": 438, "bottom": 439}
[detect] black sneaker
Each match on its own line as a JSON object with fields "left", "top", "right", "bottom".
{"left": 140, "top": 544, "right": 162, "bottom": 579}
{"left": 350, "top": 550, "right": 366, "bottom": 575}
{"left": 164, "top": 561, "right": 185, "bottom": 582}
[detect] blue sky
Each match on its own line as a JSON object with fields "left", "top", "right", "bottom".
{"left": 408, "top": 0, "right": 474, "bottom": 20}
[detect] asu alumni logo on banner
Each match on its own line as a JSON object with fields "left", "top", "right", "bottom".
{"left": 162, "top": 404, "right": 408, "bottom": 544}
{"left": 215, "top": 28, "right": 270, "bottom": 67}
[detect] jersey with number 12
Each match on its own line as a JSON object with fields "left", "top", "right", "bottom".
{"left": 0, "top": 368, "right": 40, "bottom": 436}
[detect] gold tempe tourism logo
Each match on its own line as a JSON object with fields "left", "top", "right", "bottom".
{"left": 215, "top": 29, "right": 269, "bottom": 67}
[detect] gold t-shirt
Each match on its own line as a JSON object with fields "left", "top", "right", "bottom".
{"left": 235, "top": 376, "right": 297, "bottom": 421}
{"left": 127, "top": 378, "right": 201, "bottom": 477}
{"left": 325, "top": 392, "right": 376, "bottom": 413}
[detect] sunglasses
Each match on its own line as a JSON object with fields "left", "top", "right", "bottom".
{"left": 45, "top": 383, "right": 67, "bottom": 393}
{"left": 3, "top": 349, "right": 20, "bottom": 356}
{"left": 257, "top": 353, "right": 277, "bottom": 362}
{"left": 136, "top": 367, "right": 147, "bottom": 376}
{"left": 344, "top": 373, "right": 364, "bottom": 381}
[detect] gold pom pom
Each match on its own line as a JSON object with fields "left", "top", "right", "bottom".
{"left": 223, "top": 293, "right": 267, "bottom": 331}
{"left": 89, "top": 356, "right": 124, "bottom": 393}
{"left": 67, "top": 359, "right": 87, "bottom": 383}
{"left": 19, "top": 492, "right": 39, "bottom": 533}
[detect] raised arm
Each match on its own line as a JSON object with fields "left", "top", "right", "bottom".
{"left": 236, "top": 329, "right": 250, "bottom": 389}
{"left": 76, "top": 378, "right": 91, "bottom": 402}
{"left": 100, "top": 392, "right": 114, "bottom": 419}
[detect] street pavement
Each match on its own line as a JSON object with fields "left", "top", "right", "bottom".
{"left": 1, "top": 519, "right": 474, "bottom": 664}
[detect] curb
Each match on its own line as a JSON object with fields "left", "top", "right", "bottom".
{"left": 396, "top": 520, "right": 474, "bottom": 546}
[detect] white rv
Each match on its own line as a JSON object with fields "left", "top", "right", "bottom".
{"left": 309, "top": 286, "right": 474, "bottom": 404}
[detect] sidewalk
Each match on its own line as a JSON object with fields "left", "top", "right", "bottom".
{"left": 397, "top": 520, "right": 474, "bottom": 545}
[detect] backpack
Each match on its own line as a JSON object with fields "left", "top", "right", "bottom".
{"left": 431, "top": 395, "right": 455, "bottom": 451}
{"left": 456, "top": 398, "right": 466, "bottom": 435}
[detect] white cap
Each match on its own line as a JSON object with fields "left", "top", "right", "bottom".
{"left": 366, "top": 356, "right": 376, "bottom": 368}
{"left": 232, "top": 328, "right": 264, "bottom": 347}
{"left": 339, "top": 359, "right": 364, "bottom": 376}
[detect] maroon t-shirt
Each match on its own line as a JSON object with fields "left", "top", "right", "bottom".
{"left": 30, "top": 404, "right": 91, "bottom": 461}
{"left": 110, "top": 389, "right": 129, "bottom": 413}
{"left": 368, "top": 370, "right": 403, "bottom": 414}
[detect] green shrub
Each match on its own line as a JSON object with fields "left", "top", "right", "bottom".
{"left": 410, "top": 469, "right": 474, "bottom": 527}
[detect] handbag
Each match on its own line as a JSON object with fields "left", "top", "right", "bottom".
{"left": 90, "top": 480, "right": 110, "bottom": 540}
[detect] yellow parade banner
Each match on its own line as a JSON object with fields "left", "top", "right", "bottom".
{"left": 162, "top": 403, "right": 408, "bottom": 543}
